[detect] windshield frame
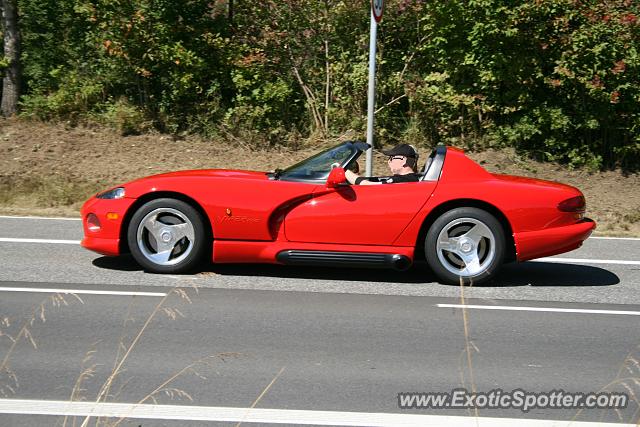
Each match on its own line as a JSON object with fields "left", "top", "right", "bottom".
{"left": 272, "top": 141, "right": 366, "bottom": 183}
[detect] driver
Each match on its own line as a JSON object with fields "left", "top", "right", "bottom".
{"left": 345, "top": 144, "right": 421, "bottom": 185}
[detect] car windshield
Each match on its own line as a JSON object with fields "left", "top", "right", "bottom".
{"left": 277, "top": 143, "right": 358, "bottom": 181}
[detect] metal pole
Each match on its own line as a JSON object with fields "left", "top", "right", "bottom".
{"left": 365, "top": 9, "right": 377, "bottom": 177}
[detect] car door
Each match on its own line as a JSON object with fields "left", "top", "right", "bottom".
{"left": 283, "top": 181, "right": 438, "bottom": 245}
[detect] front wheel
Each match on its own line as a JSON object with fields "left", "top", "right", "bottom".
{"left": 425, "top": 207, "right": 505, "bottom": 285}
{"left": 127, "top": 198, "right": 208, "bottom": 273}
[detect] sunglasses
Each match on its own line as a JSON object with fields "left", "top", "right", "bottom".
{"left": 388, "top": 156, "right": 406, "bottom": 162}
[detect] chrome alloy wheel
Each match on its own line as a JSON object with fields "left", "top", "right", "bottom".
{"left": 136, "top": 207, "right": 196, "bottom": 266}
{"left": 435, "top": 217, "right": 496, "bottom": 277}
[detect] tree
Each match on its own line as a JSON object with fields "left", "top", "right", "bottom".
{"left": 1, "top": 0, "right": 20, "bottom": 116}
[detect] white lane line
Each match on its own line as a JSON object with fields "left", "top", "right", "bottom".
{"left": 535, "top": 257, "right": 640, "bottom": 266}
{"left": 3, "top": 239, "right": 639, "bottom": 262}
{"left": 590, "top": 236, "right": 640, "bottom": 241}
{"left": 0, "top": 238, "right": 80, "bottom": 244}
{"left": 0, "top": 399, "right": 631, "bottom": 427}
{"left": 1, "top": 234, "right": 639, "bottom": 267}
{"left": 0, "top": 215, "right": 80, "bottom": 221}
{"left": 0, "top": 287, "right": 166, "bottom": 297}
{"left": 437, "top": 304, "right": 640, "bottom": 316}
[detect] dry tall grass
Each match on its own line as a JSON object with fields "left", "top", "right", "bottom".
{"left": 0, "top": 286, "right": 243, "bottom": 427}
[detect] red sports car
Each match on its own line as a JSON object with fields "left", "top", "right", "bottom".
{"left": 81, "top": 141, "right": 595, "bottom": 284}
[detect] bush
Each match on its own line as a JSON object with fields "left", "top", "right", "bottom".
{"left": 12, "top": 0, "right": 640, "bottom": 168}
{"left": 20, "top": 70, "right": 104, "bottom": 123}
{"left": 97, "top": 98, "right": 150, "bottom": 136}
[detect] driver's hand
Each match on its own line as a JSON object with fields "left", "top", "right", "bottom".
{"left": 345, "top": 169, "right": 358, "bottom": 185}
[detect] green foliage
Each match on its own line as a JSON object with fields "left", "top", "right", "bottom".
{"left": 0, "top": 57, "right": 9, "bottom": 73}
{"left": 20, "top": 70, "right": 104, "bottom": 122}
{"left": 222, "top": 57, "right": 299, "bottom": 143}
{"left": 97, "top": 98, "right": 150, "bottom": 135}
{"left": 13, "top": 0, "right": 640, "bottom": 169}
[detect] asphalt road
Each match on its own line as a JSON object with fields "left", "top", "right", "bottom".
{"left": 1, "top": 216, "right": 640, "bottom": 426}
{"left": 0, "top": 216, "right": 638, "bottom": 305}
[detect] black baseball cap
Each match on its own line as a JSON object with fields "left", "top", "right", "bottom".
{"left": 382, "top": 144, "right": 418, "bottom": 158}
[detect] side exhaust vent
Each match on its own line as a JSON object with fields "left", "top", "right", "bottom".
{"left": 276, "top": 250, "right": 412, "bottom": 271}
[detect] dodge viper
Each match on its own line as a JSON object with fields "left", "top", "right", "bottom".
{"left": 81, "top": 141, "right": 595, "bottom": 284}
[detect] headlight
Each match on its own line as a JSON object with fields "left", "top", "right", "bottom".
{"left": 97, "top": 187, "right": 126, "bottom": 199}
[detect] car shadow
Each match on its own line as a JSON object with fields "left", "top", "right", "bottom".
{"left": 206, "top": 263, "right": 433, "bottom": 283}
{"left": 484, "top": 261, "right": 620, "bottom": 287}
{"left": 92, "top": 254, "right": 141, "bottom": 271}
{"left": 92, "top": 256, "right": 620, "bottom": 287}
{"left": 92, "top": 255, "right": 433, "bottom": 283}
{"left": 207, "top": 261, "right": 620, "bottom": 287}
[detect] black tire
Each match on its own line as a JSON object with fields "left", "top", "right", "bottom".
{"left": 127, "top": 198, "right": 208, "bottom": 273}
{"left": 425, "top": 207, "right": 505, "bottom": 285}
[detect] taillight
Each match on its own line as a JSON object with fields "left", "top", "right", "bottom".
{"left": 558, "top": 195, "right": 585, "bottom": 213}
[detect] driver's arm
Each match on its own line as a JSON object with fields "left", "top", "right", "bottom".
{"left": 345, "top": 169, "right": 382, "bottom": 185}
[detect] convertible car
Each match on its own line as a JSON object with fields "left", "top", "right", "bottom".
{"left": 81, "top": 141, "right": 595, "bottom": 285}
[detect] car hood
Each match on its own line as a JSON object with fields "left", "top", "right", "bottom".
{"left": 144, "top": 169, "right": 269, "bottom": 180}
{"left": 116, "top": 169, "right": 270, "bottom": 197}
{"left": 121, "top": 169, "right": 271, "bottom": 186}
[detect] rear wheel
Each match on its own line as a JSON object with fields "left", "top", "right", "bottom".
{"left": 127, "top": 198, "right": 207, "bottom": 273}
{"left": 425, "top": 207, "right": 504, "bottom": 285}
